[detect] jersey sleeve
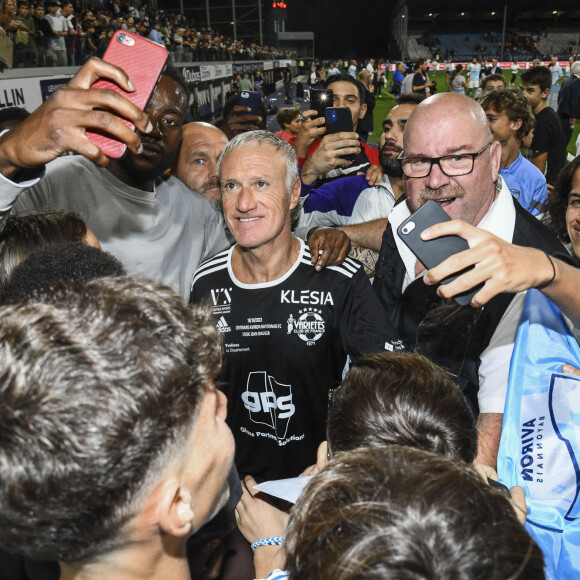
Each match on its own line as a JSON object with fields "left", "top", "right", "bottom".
{"left": 339, "top": 266, "right": 392, "bottom": 360}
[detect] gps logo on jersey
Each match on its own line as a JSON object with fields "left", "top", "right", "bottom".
{"left": 211, "top": 288, "right": 232, "bottom": 306}
{"left": 216, "top": 316, "right": 231, "bottom": 333}
{"left": 241, "top": 371, "right": 295, "bottom": 439}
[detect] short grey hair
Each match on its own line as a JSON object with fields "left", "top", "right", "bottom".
{"left": 217, "top": 130, "right": 299, "bottom": 193}
{"left": 571, "top": 61, "right": 580, "bottom": 76}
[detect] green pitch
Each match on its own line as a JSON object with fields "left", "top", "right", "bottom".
{"left": 368, "top": 69, "right": 579, "bottom": 157}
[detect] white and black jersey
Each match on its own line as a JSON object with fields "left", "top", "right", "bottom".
{"left": 191, "top": 239, "right": 390, "bottom": 481}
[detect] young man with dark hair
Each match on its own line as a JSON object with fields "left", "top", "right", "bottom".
{"left": 521, "top": 66, "right": 567, "bottom": 186}
{"left": 476, "top": 87, "right": 548, "bottom": 215}
{"left": 297, "top": 94, "right": 424, "bottom": 275}
{"left": 293, "top": 73, "right": 379, "bottom": 185}
{"left": 412, "top": 58, "right": 435, "bottom": 96}
{"left": 0, "top": 276, "right": 235, "bottom": 580}
{"left": 285, "top": 446, "right": 544, "bottom": 580}
{"left": 480, "top": 72, "right": 506, "bottom": 92}
{"left": 44, "top": 0, "right": 67, "bottom": 67}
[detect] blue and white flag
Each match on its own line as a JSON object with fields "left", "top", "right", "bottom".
{"left": 498, "top": 289, "right": 580, "bottom": 579}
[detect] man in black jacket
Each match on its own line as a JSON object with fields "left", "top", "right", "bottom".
{"left": 372, "top": 92, "right": 571, "bottom": 469}
{"left": 557, "top": 60, "right": 580, "bottom": 145}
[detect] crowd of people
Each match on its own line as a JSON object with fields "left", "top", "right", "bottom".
{"left": 0, "top": 46, "right": 579, "bottom": 580}
{"left": 0, "top": 0, "right": 295, "bottom": 68}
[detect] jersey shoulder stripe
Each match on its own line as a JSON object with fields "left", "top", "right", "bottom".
{"left": 191, "top": 250, "right": 229, "bottom": 288}
{"left": 300, "top": 246, "right": 361, "bottom": 279}
{"left": 327, "top": 257, "right": 362, "bottom": 278}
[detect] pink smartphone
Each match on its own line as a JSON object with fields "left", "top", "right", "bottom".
{"left": 86, "top": 31, "right": 168, "bottom": 158}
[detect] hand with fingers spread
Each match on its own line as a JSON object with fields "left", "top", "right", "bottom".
{"left": 306, "top": 226, "right": 351, "bottom": 270}
{"left": 0, "top": 57, "right": 151, "bottom": 180}
{"left": 300, "top": 132, "right": 361, "bottom": 185}
{"left": 293, "top": 109, "right": 326, "bottom": 159}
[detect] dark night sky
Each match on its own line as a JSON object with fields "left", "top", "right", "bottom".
{"left": 285, "top": 0, "right": 393, "bottom": 58}
{"left": 282, "top": 0, "right": 580, "bottom": 58}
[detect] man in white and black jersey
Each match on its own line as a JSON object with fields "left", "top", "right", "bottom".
{"left": 467, "top": 57, "right": 482, "bottom": 97}
{"left": 190, "top": 131, "right": 390, "bottom": 482}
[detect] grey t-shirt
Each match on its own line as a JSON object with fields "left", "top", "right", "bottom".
{"left": 0, "top": 155, "right": 230, "bottom": 302}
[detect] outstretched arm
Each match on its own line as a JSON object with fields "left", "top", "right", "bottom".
{"left": 421, "top": 220, "right": 580, "bottom": 326}
{"left": 0, "top": 57, "right": 151, "bottom": 180}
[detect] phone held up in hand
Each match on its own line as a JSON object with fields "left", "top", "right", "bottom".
{"left": 86, "top": 31, "right": 168, "bottom": 159}
{"left": 397, "top": 200, "right": 482, "bottom": 306}
{"left": 310, "top": 89, "right": 333, "bottom": 120}
{"left": 324, "top": 107, "right": 356, "bottom": 162}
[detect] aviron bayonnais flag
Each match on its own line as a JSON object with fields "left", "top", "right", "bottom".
{"left": 497, "top": 289, "right": 580, "bottom": 579}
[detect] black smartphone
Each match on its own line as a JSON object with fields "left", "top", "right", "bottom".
{"left": 238, "top": 90, "right": 262, "bottom": 116}
{"left": 325, "top": 107, "right": 355, "bottom": 162}
{"left": 310, "top": 88, "right": 333, "bottom": 119}
{"left": 397, "top": 200, "right": 482, "bottom": 306}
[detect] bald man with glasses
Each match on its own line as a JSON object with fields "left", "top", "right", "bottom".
{"left": 372, "top": 93, "right": 570, "bottom": 469}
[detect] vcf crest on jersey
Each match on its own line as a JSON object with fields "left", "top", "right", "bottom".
{"left": 286, "top": 308, "right": 326, "bottom": 345}
{"left": 241, "top": 371, "right": 295, "bottom": 439}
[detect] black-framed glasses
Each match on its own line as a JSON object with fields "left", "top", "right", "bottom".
{"left": 398, "top": 144, "right": 491, "bottom": 178}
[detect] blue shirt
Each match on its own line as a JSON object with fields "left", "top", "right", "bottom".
{"left": 393, "top": 70, "right": 404, "bottom": 85}
{"left": 499, "top": 152, "right": 548, "bottom": 216}
{"left": 298, "top": 173, "right": 396, "bottom": 228}
{"left": 149, "top": 29, "right": 164, "bottom": 45}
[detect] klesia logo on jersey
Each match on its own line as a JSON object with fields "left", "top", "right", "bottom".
{"left": 241, "top": 371, "right": 295, "bottom": 439}
{"left": 287, "top": 308, "right": 326, "bottom": 345}
{"left": 210, "top": 287, "right": 232, "bottom": 314}
{"left": 280, "top": 289, "right": 334, "bottom": 305}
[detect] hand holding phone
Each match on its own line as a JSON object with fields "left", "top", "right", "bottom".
{"left": 86, "top": 31, "right": 167, "bottom": 158}
{"left": 397, "top": 200, "right": 483, "bottom": 305}
{"left": 324, "top": 107, "right": 356, "bottom": 162}
{"left": 238, "top": 90, "right": 262, "bottom": 117}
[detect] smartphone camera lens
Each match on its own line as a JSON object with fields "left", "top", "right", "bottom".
{"left": 401, "top": 222, "right": 415, "bottom": 235}
{"left": 117, "top": 33, "right": 135, "bottom": 46}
